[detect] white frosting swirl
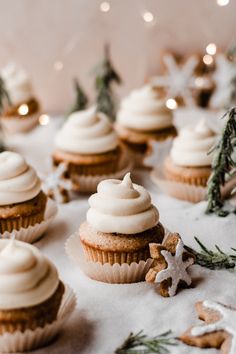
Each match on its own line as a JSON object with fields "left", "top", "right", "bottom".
{"left": 117, "top": 85, "right": 173, "bottom": 131}
{"left": 170, "top": 119, "right": 217, "bottom": 167}
{"left": 0, "top": 239, "right": 59, "bottom": 309}
{"left": 55, "top": 107, "right": 119, "bottom": 154}
{"left": 0, "top": 151, "right": 41, "bottom": 205}
{"left": 87, "top": 173, "right": 159, "bottom": 234}
{"left": 1, "top": 63, "right": 33, "bottom": 106}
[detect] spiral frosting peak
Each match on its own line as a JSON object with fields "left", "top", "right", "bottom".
{"left": 117, "top": 85, "right": 173, "bottom": 131}
{"left": 0, "top": 239, "right": 59, "bottom": 309}
{"left": 87, "top": 173, "right": 159, "bottom": 234}
{"left": 55, "top": 106, "right": 119, "bottom": 154}
{"left": 170, "top": 119, "right": 217, "bottom": 167}
{"left": 0, "top": 151, "right": 41, "bottom": 206}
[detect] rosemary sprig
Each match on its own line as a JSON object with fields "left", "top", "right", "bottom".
{"left": 0, "top": 76, "right": 10, "bottom": 152}
{"left": 67, "top": 78, "right": 88, "bottom": 116}
{"left": 206, "top": 107, "right": 236, "bottom": 216}
{"left": 93, "top": 44, "right": 121, "bottom": 121}
{"left": 185, "top": 237, "right": 236, "bottom": 270}
{"left": 114, "top": 330, "right": 177, "bottom": 354}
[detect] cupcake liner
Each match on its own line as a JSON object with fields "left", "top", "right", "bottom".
{"left": 71, "top": 152, "right": 134, "bottom": 193}
{"left": 0, "top": 211, "right": 45, "bottom": 235}
{"left": 65, "top": 232, "right": 154, "bottom": 284}
{"left": 0, "top": 199, "right": 58, "bottom": 243}
{"left": 0, "top": 285, "right": 76, "bottom": 353}
{"left": 1, "top": 112, "right": 40, "bottom": 135}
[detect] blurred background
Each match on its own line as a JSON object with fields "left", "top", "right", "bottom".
{"left": 0, "top": 0, "right": 235, "bottom": 113}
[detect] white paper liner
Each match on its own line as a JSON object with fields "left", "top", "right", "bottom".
{"left": 0, "top": 285, "right": 76, "bottom": 353}
{"left": 0, "top": 198, "right": 58, "bottom": 243}
{"left": 1, "top": 112, "right": 40, "bottom": 134}
{"left": 71, "top": 152, "right": 134, "bottom": 193}
{"left": 65, "top": 232, "right": 154, "bottom": 284}
{"left": 151, "top": 168, "right": 236, "bottom": 203}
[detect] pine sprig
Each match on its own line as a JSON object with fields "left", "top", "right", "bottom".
{"left": 67, "top": 78, "right": 88, "bottom": 116}
{"left": 93, "top": 44, "right": 121, "bottom": 121}
{"left": 206, "top": 108, "right": 236, "bottom": 217}
{"left": 0, "top": 76, "right": 10, "bottom": 152}
{"left": 114, "top": 330, "right": 177, "bottom": 354}
{"left": 185, "top": 237, "right": 236, "bottom": 270}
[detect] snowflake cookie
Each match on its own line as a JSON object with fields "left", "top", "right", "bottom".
{"left": 145, "top": 233, "right": 195, "bottom": 297}
{"left": 180, "top": 300, "right": 236, "bottom": 354}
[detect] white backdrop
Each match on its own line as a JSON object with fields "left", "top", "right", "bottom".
{"left": 0, "top": 0, "right": 235, "bottom": 113}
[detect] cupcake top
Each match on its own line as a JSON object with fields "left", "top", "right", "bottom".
{"left": 170, "top": 119, "right": 217, "bottom": 167}
{"left": 117, "top": 85, "right": 173, "bottom": 132}
{"left": 87, "top": 173, "right": 159, "bottom": 234}
{"left": 0, "top": 239, "right": 59, "bottom": 309}
{"left": 55, "top": 107, "right": 119, "bottom": 155}
{"left": 0, "top": 151, "right": 41, "bottom": 206}
{"left": 1, "top": 63, "right": 33, "bottom": 106}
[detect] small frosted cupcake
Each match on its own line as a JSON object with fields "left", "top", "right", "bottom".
{"left": 0, "top": 151, "right": 47, "bottom": 234}
{"left": 0, "top": 63, "right": 40, "bottom": 134}
{"left": 116, "top": 85, "right": 177, "bottom": 164}
{"left": 0, "top": 239, "right": 64, "bottom": 333}
{"left": 164, "top": 119, "right": 217, "bottom": 186}
{"left": 53, "top": 107, "right": 128, "bottom": 189}
{"left": 79, "top": 173, "right": 164, "bottom": 265}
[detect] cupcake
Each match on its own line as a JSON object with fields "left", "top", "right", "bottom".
{"left": 79, "top": 173, "right": 165, "bottom": 265}
{"left": 164, "top": 119, "right": 217, "bottom": 186}
{"left": 0, "top": 151, "right": 47, "bottom": 234}
{"left": 53, "top": 106, "right": 129, "bottom": 190}
{"left": 0, "top": 63, "right": 40, "bottom": 134}
{"left": 116, "top": 85, "right": 177, "bottom": 165}
{"left": 0, "top": 239, "right": 64, "bottom": 333}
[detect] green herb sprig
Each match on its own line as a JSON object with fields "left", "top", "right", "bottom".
{"left": 67, "top": 78, "right": 88, "bottom": 116}
{"left": 0, "top": 76, "right": 11, "bottom": 152}
{"left": 206, "top": 108, "right": 236, "bottom": 217}
{"left": 185, "top": 237, "right": 236, "bottom": 270}
{"left": 114, "top": 330, "right": 177, "bottom": 354}
{"left": 93, "top": 44, "right": 121, "bottom": 121}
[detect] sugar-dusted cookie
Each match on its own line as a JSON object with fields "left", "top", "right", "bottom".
{"left": 145, "top": 233, "right": 195, "bottom": 297}
{"left": 180, "top": 300, "right": 236, "bottom": 354}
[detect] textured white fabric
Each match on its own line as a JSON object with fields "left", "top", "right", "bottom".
{"left": 5, "top": 117, "right": 236, "bottom": 354}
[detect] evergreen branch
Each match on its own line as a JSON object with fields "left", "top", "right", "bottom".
{"left": 185, "top": 237, "right": 236, "bottom": 270}
{"left": 67, "top": 78, "right": 88, "bottom": 116}
{"left": 0, "top": 76, "right": 10, "bottom": 114}
{"left": 114, "top": 330, "right": 177, "bottom": 354}
{"left": 206, "top": 108, "right": 236, "bottom": 216}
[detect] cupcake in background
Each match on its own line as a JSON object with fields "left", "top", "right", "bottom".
{"left": 164, "top": 119, "right": 217, "bottom": 187}
{"left": 0, "top": 151, "right": 47, "bottom": 234}
{"left": 53, "top": 106, "right": 132, "bottom": 192}
{"left": 0, "top": 63, "right": 40, "bottom": 134}
{"left": 116, "top": 85, "right": 177, "bottom": 167}
{"left": 0, "top": 239, "right": 64, "bottom": 333}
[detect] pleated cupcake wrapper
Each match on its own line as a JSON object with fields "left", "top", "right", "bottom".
{"left": 0, "top": 285, "right": 76, "bottom": 353}
{"left": 0, "top": 199, "right": 58, "bottom": 243}
{"left": 151, "top": 168, "right": 236, "bottom": 204}
{"left": 65, "top": 232, "right": 154, "bottom": 284}
{"left": 71, "top": 152, "right": 134, "bottom": 193}
{"left": 69, "top": 159, "right": 119, "bottom": 176}
{"left": 1, "top": 112, "right": 40, "bottom": 135}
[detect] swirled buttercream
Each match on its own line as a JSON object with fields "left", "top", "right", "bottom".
{"left": 0, "top": 151, "right": 41, "bottom": 205}
{"left": 0, "top": 239, "right": 59, "bottom": 309}
{"left": 170, "top": 119, "right": 217, "bottom": 167}
{"left": 1, "top": 63, "right": 33, "bottom": 106}
{"left": 117, "top": 85, "right": 173, "bottom": 131}
{"left": 55, "top": 107, "right": 119, "bottom": 154}
{"left": 87, "top": 173, "right": 159, "bottom": 234}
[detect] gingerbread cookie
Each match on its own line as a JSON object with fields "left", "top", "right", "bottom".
{"left": 180, "top": 300, "right": 236, "bottom": 354}
{"left": 145, "top": 233, "right": 195, "bottom": 297}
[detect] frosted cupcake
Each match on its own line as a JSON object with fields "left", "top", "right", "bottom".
{"left": 79, "top": 173, "right": 164, "bottom": 265}
{"left": 116, "top": 85, "right": 176, "bottom": 164}
{"left": 0, "top": 151, "right": 47, "bottom": 234}
{"left": 53, "top": 106, "right": 129, "bottom": 190}
{"left": 164, "top": 119, "right": 217, "bottom": 186}
{"left": 0, "top": 239, "right": 64, "bottom": 333}
{"left": 0, "top": 63, "right": 40, "bottom": 134}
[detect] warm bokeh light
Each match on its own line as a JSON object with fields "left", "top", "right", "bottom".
{"left": 54, "top": 61, "right": 64, "bottom": 71}
{"left": 217, "top": 0, "right": 230, "bottom": 6}
{"left": 195, "top": 77, "right": 205, "bottom": 88}
{"left": 203, "top": 54, "right": 214, "bottom": 65}
{"left": 166, "top": 98, "right": 177, "bottom": 110}
{"left": 100, "top": 1, "right": 110, "bottom": 12}
{"left": 39, "top": 114, "right": 50, "bottom": 126}
{"left": 206, "top": 43, "right": 217, "bottom": 55}
{"left": 18, "top": 104, "right": 29, "bottom": 115}
{"left": 142, "top": 11, "right": 154, "bottom": 23}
